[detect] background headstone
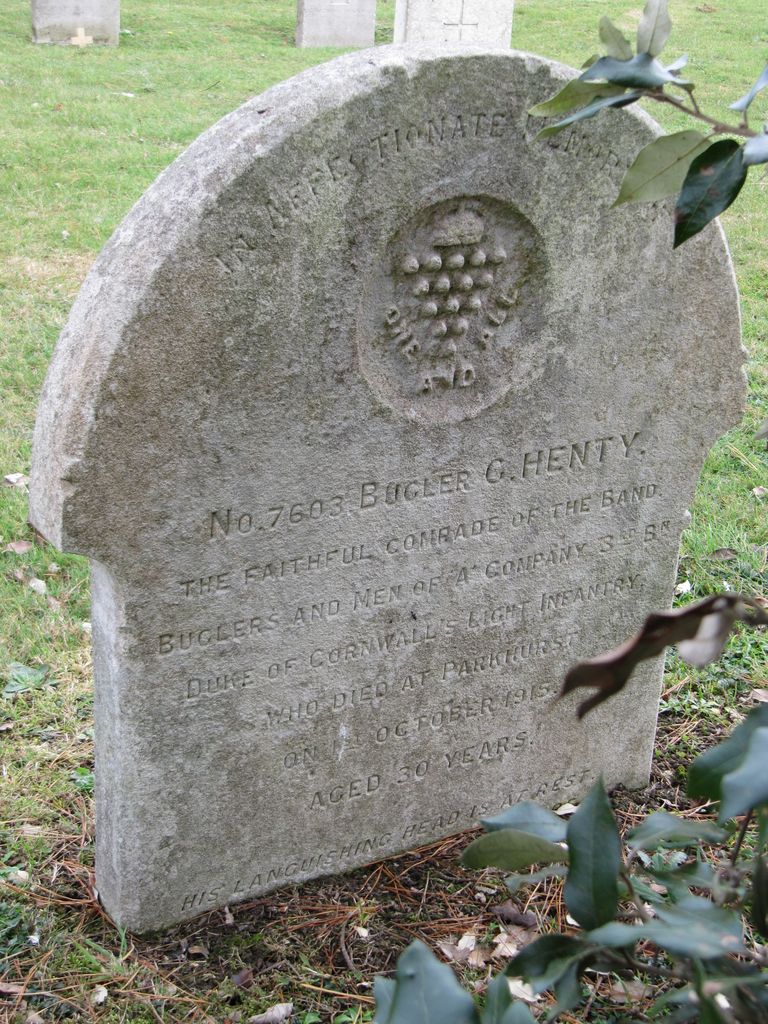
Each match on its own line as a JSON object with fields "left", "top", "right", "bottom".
{"left": 31, "top": 0, "right": 119, "bottom": 45}
{"left": 30, "top": 45, "right": 744, "bottom": 933}
{"left": 394, "top": 0, "right": 514, "bottom": 46}
{"left": 296, "top": 0, "right": 376, "bottom": 48}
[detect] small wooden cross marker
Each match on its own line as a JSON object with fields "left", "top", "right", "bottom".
{"left": 70, "top": 27, "right": 93, "bottom": 47}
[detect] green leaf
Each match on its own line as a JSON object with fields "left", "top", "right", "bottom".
{"left": 689, "top": 705, "right": 768, "bottom": 802}
{"left": 482, "top": 974, "right": 513, "bottom": 1024}
{"left": 563, "top": 780, "right": 621, "bottom": 930}
{"left": 581, "top": 53, "right": 688, "bottom": 89}
{"left": 640, "top": 896, "right": 745, "bottom": 959}
{"left": 536, "top": 91, "right": 640, "bottom": 139}
{"left": 374, "top": 978, "right": 396, "bottom": 1024}
{"left": 3, "top": 663, "right": 50, "bottom": 699}
{"left": 499, "top": 1007, "right": 536, "bottom": 1024}
{"left": 528, "top": 79, "right": 626, "bottom": 118}
{"left": 504, "top": 865, "right": 568, "bottom": 895}
{"left": 731, "top": 63, "right": 768, "bottom": 112}
{"left": 627, "top": 811, "right": 726, "bottom": 850}
{"left": 550, "top": 961, "right": 584, "bottom": 1018}
{"left": 637, "top": 0, "right": 672, "bottom": 57}
{"left": 751, "top": 855, "right": 768, "bottom": 940}
{"left": 674, "top": 139, "right": 748, "bottom": 247}
{"left": 599, "top": 16, "right": 633, "bottom": 61}
{"left": 375, "top": 940, "right": 479, "bottom": 1024}
{"left": 719, "top": 727, "right": 768, "bottom": 821}
{"left": 462, "top": 830, "right": 568, "bottom": 873}
{"left": 586, "top": 921, "right": 640, "bottom": 948}
{"left": 743, "top": 134, "right": 768, "bottom": 167}
{"left": 481, "top": 802, "right": 567, "bottom": 843}
{"left": 507, "top": 936, "right": 591, "bottom": 993}
{"left": 614, "top": 130, "right": 709, "bottom": 206}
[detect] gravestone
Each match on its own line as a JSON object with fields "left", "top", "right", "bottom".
{"left": 31, "top": 0, "right": 119, "bottom": 45}
{"left": 394, "top": 0, "right": 514, "bottom": 46}
{"left": 30, "top": 45, "right": 744, "bottom": 933}
{"left": 296, "top": 0, "right": 376, "bottom": 48}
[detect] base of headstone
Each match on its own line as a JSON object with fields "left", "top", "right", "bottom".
{"left": 296, "top": 0, "right": 376, "bottom": 48}
{"left": 31, "top": 0, "right": 119, "bottom": 45}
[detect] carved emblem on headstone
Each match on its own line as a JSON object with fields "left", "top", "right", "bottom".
{"left": 359, "top": 197, "right": 544, "bottom": 424}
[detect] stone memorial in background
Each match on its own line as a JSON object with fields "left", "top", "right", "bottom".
{"left": 296, "top": 0, "right": 376, "bottom": 48}
{"left": 30, "top": 45, "right": 744, "bottom": 932}
{"left": 394, "top": 0, "right": 513, "bottom": 46}
{"left": 31, "top": 0, "right": 119, "bottom": 45}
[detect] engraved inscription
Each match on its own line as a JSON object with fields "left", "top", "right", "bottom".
{"left": 358, "top": 196, "right": 547, "bottom": 424}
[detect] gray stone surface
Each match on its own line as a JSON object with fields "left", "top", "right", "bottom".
{"left": 394, "top": 0, "right": 514, "bottom": 46}
{"left": 31, "top": 0, "right": 119, "bottom": 45}
{"left": 30, "top": 46, "right": 744, "bottom": 933}
{"left": 296, "top": 0, "right": 376, "bottom": 48}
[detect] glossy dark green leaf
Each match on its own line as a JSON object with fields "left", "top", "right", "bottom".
{"left": 720, "top": 727, "right": 768, "bottom": 821}
{"left": 614, "top": 130, "right": 709, "bottom": 206}
{"left": 374, "top": 978, "right": 396, "bottom": 1024}
{"left": 627, "top": 810, "right": 725, "bottom": 850}
{"left": 481, "top": 802, "right": 567, "bottom": 843}
{"left": 481, "top": 974, "right": 513, "bottom": 1024}
{"left": 536, "top": 91, "right": 640, "bottom": 139}
{"left": 599, "top": 16, "right": 633, "bottom": 61}
{"left": 640, "top": 896, "right": 745, "bottom": 959}
{"left": 550, "top": 961, "right": 584, "bottom": 1018}
{"left": 731, "top": 63, "right": 768, "bottom": 112}
{"left": 637, "top": 0, "right": 671, "bottom": 57}
{"left": 462, "top": 830, "right": 568, "bottom": 873}
{"left": 581, "top": 53, "right": 688, "bottom": 89}
{"left": 564, "top": 780, "right": 621, "bottom": 930}
{"left": 586, "top": 921, "right": 640, "bottom": 948}
{"left": 507, "top": 936, "right": 590, "bottom": 993}
{"left": 674, "top": 140, "right": 747, "bottom": 247}
{"left": 751, "top": 855, "right": 768, "bottom": 940}
{"left": 500, "top": 1007, "right": 536, "bottom": 1024}
{"left": 375, "top": 940, "right": 479, "bottom": 1024}
{"left": 743, "top": 134, "right": 768, "bottom": 166}
{"left": 504, "top": 865, "right": 568, "bottom": 895}
{"left": 528, "top": 79, "right": 626, "bottom": 118}
{"left": 689, "top": 704, "right": 768, "bottom": 802}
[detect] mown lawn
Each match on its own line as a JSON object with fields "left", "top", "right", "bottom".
{"left": 0, "top": 1, "right": 766, "bottom": 1021}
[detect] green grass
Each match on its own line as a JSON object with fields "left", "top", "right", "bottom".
{"left": 0, "top": 0, "right": 767, "bottom": 1019}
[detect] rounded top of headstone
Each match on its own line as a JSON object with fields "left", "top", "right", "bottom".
{"left": 30, "top": 45, "right": 743, "bottom": 561}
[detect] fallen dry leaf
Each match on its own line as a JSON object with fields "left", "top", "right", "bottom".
{"left": 468, "top": 946, "right": 491, "bottom": 968}
{"left": 91, "top": 985, "right": 109, "bottom": 1006}
{"left": 223, "top": 905, "right": 235, "bottom": 926}
{"left": 0, "top": 982, "right": 24, "bottom": 996}
{"left": 675, "top": 580, "right": 693, "bottom": 595}
{"left": 188, "top": 944, "right": 209, "bottom": 958}
{"left": 506, "top": 978, "right": 540, "bottom": 1003}
{"left": 231, "top": 968, "right": 254, "bottom": 990}
{"left": 754, "top": 486, "right": 767, "bottom": 499}
{"left": 711, "top": 548, "right": 738, "bottom": 561}
{"left": 248, "top": 1004, "right": 293, "bottom": 1024}
{"left": 3, "top": 472, "right": 29, "bottom": 489}
{"left": 491, "top": 931, "right": 520, "bottom": 959}
{"left": 607, "top": 978, "right": 653, "bottom": 1003}
{"left": 28, "top": 578, "right": 47, "bottom": 596}
{"left": 561, "top": 594, "right": 768, "bottom": 718}
{"left": 555, "top": 802, "right": 578, "bottom": 815}
{"left": 750, "top": 689, "right": 768, "bottom": 703}
{"left": 4, "top": 540, "right": 33, "bottom": 555}
{"left": 0, "top": 722, "right": 14, "bottom": 732}
{"left": 491, "top": 900, "right": 537, "bottom": 928}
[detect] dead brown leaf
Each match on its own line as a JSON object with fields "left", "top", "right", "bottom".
{"left": 711, "top": 548, "right": 738, "bottom": 561}
{"left": 561, "top": 594, "right": 768, "bottom": 718}
{"left": 491, "top": 900, "right": 536, "bottom": 928}
{"left": 232, "top": 967, "right": 254, "bottom": 989}
{"left": 3, "top": 472, "right": 29, "bottom": 490}
{"left": 248, "top": 1004, "right": 293, "bottom": 1024}
{"left": 750, "top": 689, "right": 768, "bottom": 704}
{"left": 4, "top": 540, "right": 33, "bottom": 555}
{"left": 754, "top": 486, "right": 767, "bottom": 499}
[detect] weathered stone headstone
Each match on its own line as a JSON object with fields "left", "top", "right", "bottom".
{"left": 31, "top": 0, "right": 119, "bottom": 45}
{"left": 394, "top": 0, "right": 514, "bottom": 46}
{"left": 30, "top": 46, "right": 744, "bottom": 933}
{"left": 296, "top": 0, "right": 376, "bottom": 48}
